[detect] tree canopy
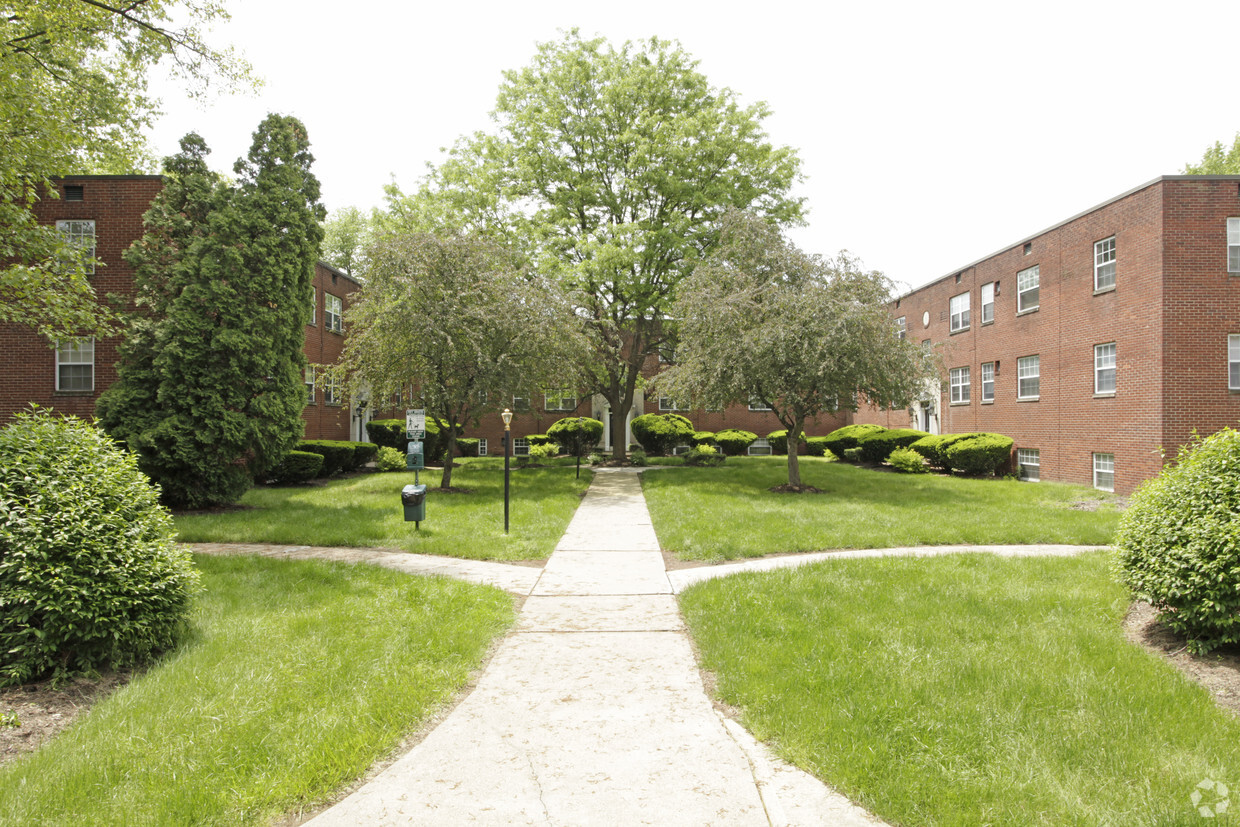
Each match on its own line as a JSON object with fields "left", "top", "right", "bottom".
{"left": 656, "top": 211, "right": 936, "bottom": 488}
{"left": 0, "top": 0, "right": 249, "bottom": 339}
{"left": 320, "top": 206, "right": 374, "bottom": 278}
{"left": 1184, "top": 132, "right": 1240, "bottom": 174}
{"left": 340, "top": 232, "right": 589, "bottom": 489}
{"left": 386, "top": 31, "right": 804, "bottom": 457}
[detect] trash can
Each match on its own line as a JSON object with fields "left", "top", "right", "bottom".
{"left": 401, "top": 483, "right": 427, "bottom": 522}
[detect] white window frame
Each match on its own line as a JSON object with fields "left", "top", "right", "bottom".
{"left": 1094, "top": 343, "right": 1116, "bottom": 395}
{"left": 513, "top": 437, "right": 530, "bottom": 457}
{"left": 1093, "top": 453, "right": 1115, "bottom": 492}
{"left": 1017, "top": 265, "right": 1040, "bottom": 313}
{"left": 1230, "top": 335, "right": 1240, "bottom": 391}
{"left": 325, "top": 293, "right": 344, "bottom": 333}
{"left": 309, "top": 288, "right": 316, "bottom": 326}
{"left": 511, "top": 395, "right": 530, "bottom": 411}
{"left": 304, "top": 365, "right": 316, "bottom": 404}
{"left": 478, "top": 437, "right": 488, "bottom": 457}
{"left": 658, "top": 397, "right": 684, "bottom": 411}
{"left": 1094, "top": 237, "right": 1116, "bottom": 291}
{"left": 896, "top": 316, "right": 907, "bottom": 339}
{"left": 1229, "top": 218, "right": 1240, "bottom": 274}
{"left": 1017, "top": 355, "right": 1040, "bottom": 400}
{"left": 1017, "top": 448, "right": 1040, "bottom": 481}
{"left": 949, "top": 291, "right": 970, "bottom": 332}
{"left": 544, "top": 389, "right": 577, "bottom": 412}
{"left": 981, "top": 361, "right": 995, "bottom": 403}
{"left": 324, "top": 373, "right": 342, "bottom": 406}
{"left": 748, "top": 397, "right": 772, "bottom": 411}
{"left": 747, "top": 438, "right": 772, "bottom": 456}
{"left": 56, "top": 219, "right": 96, "bottom": 275}
{"left": 55, "top": 338, "right": 94, "bottom": 392}
{"left": 980, "top": 282, "right": 995, "bottom": 325}
{"left": 949, "top": 366, "right": 970, "bottom": 404}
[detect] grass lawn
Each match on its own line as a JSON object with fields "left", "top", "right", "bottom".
{"left": 680, "top": 552, "right": 1240, "bottom": 826}
{"left": 643, "top": 456, "right": 1120, "bottom": 560}
{"left": 0, "top": 554, "right": 514, "bottom": 826}
{"left": 175, "top": 463, "right": 591, "bottom": 561}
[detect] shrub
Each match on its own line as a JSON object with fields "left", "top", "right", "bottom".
{"left": 843, "top": 447, "right": 864, "bottom": 463}
{"left": 690, "top": 430, "right": 716, "bottom": 447}
{"left": 527, "top": 434, "right": 555, "bottom": 447}
{"left": 857, "top": 428, "right": 930, "bottom": 464}
{"left": 528, "top": 442, "right": 560, "bottom": 460}
{"left": 631, "top": 413, "right": 696, "bottom": 455}
{"left": 943, "top": 433, "right": 1014, "bottom": 476}
{"left": 1116, "top": 428, "right": 1240, "bottom": 653}
{"left": 297, "top": 440, "right": 355, "bottom": 476}
{"left": 684, "top": 444, "right": 725, "bottom": 467}
{"left": 822, "top": 424, "right": 887, "bottom": 460}
{"left": 269, "top": 450, "right": 324, "bottom": 483}
{"left": 805, "top": 436, "right": 831, "bottom": 457}
{"left": 547, "top": 417, "right": 604, "bottom": 457}
{"left": 909, "top": 432, "right": 982, "bottom": 470}
{"left": 630, "top": 448, "right": 648, "bottom": 467}
{"left": 351, "top": 442, "right": 379, "bottom": 467}
{"left": 0, "top": 410, "right": 200, "bottom": 686}
{"left": 455, "top": 438, "right": 480, "bottom": 457}
{"left": 766, "top": 429, "right": 803, "bottom": 456}
{"left": 888, "top": 446, "right": 929, "bottom": 474}
{"left": 714, "top": 429, "right": 758, "bottom": 456}
{"left": 365, "top": 419, "right": 406, "bottom": 451}
{"left": 375, "top": 446, "right": 405, "bottom": 472}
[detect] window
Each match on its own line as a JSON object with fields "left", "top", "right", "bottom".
{"left": 1229, "top": 218, "right": 1240, "bottom": 273}
{"left": 325, "top": 293, "right": 343, "bottom": 333}
{"left": 981, "top": 361, "right": 995, "bottom": 402}
{"left": 544, "top": 389, "right": 576, "bottom": 411}
{"left": 949, "top": 291, "right": 970, "bottom": 332}
{"left": 478, "top": 438, "right": 488, "bottom": 457}
{"left": 1094, "top": 237, "right": 1116, "bottom": 291}
{"left": 896, "top": 316, "right": 907, "bottom": 339}
{"left": 56, "top": 220, "right": 96, "bottom": 274}
{"left": 324, "top": 373, "right": 341, "bottom": 406}
{"left": 304, "top": 365, "right": 316, "bottom": 404}
{"left": 747, "top": 438, "right": 772, "bottom": 456}
{"left": 1094, "top": 343, "right": 1116, "bottom": 394}
{"left": 1230, "top": 335, "right": 1240, "bottom": 390}
{"left": 511, "top": 395, "right": 530, "bottom": 411}
{"left": 1017, "top": 266, "right": 1039, "bottom": 312}
{"left": 980, "top": 282, "right": 995, "bottom": 324}
{"left": 309, "top": 288, "right": 316, "bottom": 326}
{"left": 658, "top": 397, "right": 684, "bottom": 411}
{"left": 1017, "top": 448, "right": 1040, "bottom": 481}
{"left": 949, "top": 366, "right": 970, "bottom": 404}
{"left": 513, "top": 437, "right": 530, "bottom": 457}
{"left": 55, "top": 339, "right": 94, "bottom": 391}
{"left": 1017, "top": 355, "right": 1040, "bottom": 399}
{"left": 748, "top": 397, "right": 772, "bottom": 411}
{"left": 1093, "top": 453, "right": 1115, "bottom": 492}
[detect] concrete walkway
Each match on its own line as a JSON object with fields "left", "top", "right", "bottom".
{"left": 297, "top": 470, "right": 885, "bottom": 826}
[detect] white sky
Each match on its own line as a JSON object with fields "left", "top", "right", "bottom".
{"left": 147, "top": 0, "right": 1240, "bottom": 293}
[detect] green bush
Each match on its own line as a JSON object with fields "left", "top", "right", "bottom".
{"left": 630, "top": 448, "right": 649, "bottom": 467}
{"left": 269, "top": 450, "right": 324, "bottom": 484}
{"left": 766, "top": 429, "right": 805, "bottom": 456}
{"left": 805, "top": 436, "right": 831, "bottom": 457}
{"left": 943, "top": 433, "right": 1014, "bottom": 476}
{"left": 365, "top": 419, "right": 405, "bottom": 451}
{"left": 909, "top": 432, "right": 982, "bottom": 470}
{"left": 888, "top": 446, "right": 929, "bottom": 474}
{"left": 527, "top": 434, "right": 555, "bottom": 447}
{"left": 843, "top": 446, "right": 864, "bottom": 463}
{"left": 351, "top": 442, "right": 379, "bottom": 467}
{"left": 690, "top": 430, "right": 716, "bottom": 447}
{"left": 455, "top": 438, "right": 480, "bottom": 457}
{"left": 684, "top": 444, "right": 725, "bottom": 467}
{"left": 857, "top": 428, "right": 931, "bottom": 464}
{"left": 822, "top": 424, "right": 887, "bottom": 460}
{"left": 297, "top": 440, "right": 354, "bottom": 476}
{"left": 631, "top": 413, "right": 696, "bottom": 456}
{"left": 0, "top": 410, "right": 200, "bottom": 686}
{"left": 375, "top": 446, "right": 405, "bottom": 472}
{"left": 547, "top": 417, "right": 605, "bottom": 457}
{"left": 528, "top": 442, "right": 560, "bottom": 460}
{"left": 1116, "top": 428, "right": 1240, "bottom": 653}
{"left": 714, "top": 429, "right": 758, "bottom": 456}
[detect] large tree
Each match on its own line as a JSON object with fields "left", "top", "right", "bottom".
{"left": 98, "top": 116, "right": 324, "bottom": 508}
{"left": 1184, "top": 133, "right": 1240, "bottom": 174}
{"left": 656, "top": 212, "right": 936, "bottom": 489}
{"left": 0, "top": 0, "right": 248, "bottom": 339}
{"left": 388, "top": 31, "right": 804, "bottom": 458}
{"left": 320, "top": 205, "right": 373, "bottom": 278}
{"left": 340, "top": 233, "right": 588, "bottom": 490}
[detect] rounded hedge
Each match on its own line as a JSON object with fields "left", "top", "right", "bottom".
{"left": 1116, "top": 428, "right": 1240, "bottom": 654}
{"left": 857, "top": 428, "right": 930, "bottom": 464}
{"left": 684, "top": 444, "right": 725, "bottom": 466}
{"left": 888, "top": 446, "right": 929, "bottom": 473}
{"left": 298, "top": 439, "right": 354, "bottom": 476}
{"left": 690, "top": 430, "right": 716, "bottom": 447}
{"left": 631, "top": 413, "right": 695, "bottom": 456}
{"left": 822, "top": 424, "right": 887, "bottom": 460}
{"left": 805, "top": 436, "right": 831, "bottom": 457}
{"left": 0, "top": 410, "right": 200, "bottom": 686}
{"left": 455, "top": 438, "right": 480, "bottom": 457}
{"left": 269, "top": 449, "right": 324, "bottom": 483}
{"left": 714, "top": 428, "right": 758, "bottom": 456}
{"left": 766, "top": 429, "right": 804, "bottom": 456}
{"left": 909, "top": 432, "right": 982, "bottom": 470}
{"left": 943, "top": 433, "right": 1014, "bottom": 476}
{"left": 546, "top": 417, "right": 604, "bottom": 457}
{"left": 375, "top": 446, "right": 405, "bottom": 472}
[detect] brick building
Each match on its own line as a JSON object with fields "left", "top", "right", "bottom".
{"left": 855, "top": 175, "right": 1240, "bottom": 495}
{"left": 1, "top": 175, "right": 362, "bottom": 441}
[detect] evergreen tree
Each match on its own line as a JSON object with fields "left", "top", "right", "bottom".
{"left": 99, "top": 117, "right": 324, "bottom": 508}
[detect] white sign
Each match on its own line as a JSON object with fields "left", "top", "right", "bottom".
{"left": 406, "top": 408, "right": 426, "bottom": 436}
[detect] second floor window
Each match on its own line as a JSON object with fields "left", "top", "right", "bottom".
{"left": 1094, "top": 343, "right": 1116, "bottom": 394}
{"left": 1094, "top": 237, "right": 1116, "bottom": 291}
{"left": 949, "top": 366, "right": 970, "bottom": 404}
{"left": 949, "top": 292, "right": 970, "bottom": 332}
{"left": 56, "top": 220, "right": 96, "bottom": 274}
{"left": 544, "top": 389, "right": 577, "bottom": 411}
{"left": 980, "top": 282, "right": 995, "bottom": 324}
{"left": 326, "top": 293, "right": 343, "bottom": 332}
{"left": 1018, "top": 355, "right": 1040, "bottom": 399}
{"left": 1229, "top": 218, "right": 1240, "bottom": 273}
{"left": 981, "top": 362, "right": 995, "bottom": 402}
{"left": 1017, "top": 266, "right": 1039, "bottom": 312}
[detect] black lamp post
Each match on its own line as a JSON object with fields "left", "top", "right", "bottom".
{"left": 501, "top": 408, "right": 512, "bottom": 534}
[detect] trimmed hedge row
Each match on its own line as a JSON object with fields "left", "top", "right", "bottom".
{"left": 857, "top": 428, "right": 930, "bottom": 464}
{"left": 269, "top": 450, "right": 324, "bottom": 483}
{"left": 296, "top": 440, "right": 382, "bottom": 477}
{"left": 714, "top": 428, "right": 758, "bottom": 456}
{"left": 806, "top": 436, "right": 831, "bottom": 457}
{"left": 909, "top": 432, "right": 1014, "bottom": 476}
{"left": 631, "top": 413, "right": 695, "bottom": 455}
{"left": 365, "top": 418, "right": 447, "bottom": 463}
{"left": 822, "top": 424, "right": 887, "bottom": 460}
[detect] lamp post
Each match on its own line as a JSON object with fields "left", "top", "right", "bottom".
{"left": 501, "top": 408, "right": 513, "bottom": 534}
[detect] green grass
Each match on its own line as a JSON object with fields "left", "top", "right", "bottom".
{"left": 643, "top": 456, "right": 1120, "bottom": 559}
{"left": 175, "top": 464, "right": 591, "bottom": 561}
{"left": 680, "top": 552, "right": 1240, "bottom": 826}
{"left": 0, "top": 554, "right": 514, "bottom": 826}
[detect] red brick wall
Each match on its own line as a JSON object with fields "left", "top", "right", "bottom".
{"left": 302, "top": 263, "right": 363, "bottom": 441}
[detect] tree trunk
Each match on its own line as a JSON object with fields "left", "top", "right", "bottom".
{"left": 786, "top": 416, "right": 804, "bottom": 488}
{"left": 440, "top": 421, "right": 457, "bottom": 489}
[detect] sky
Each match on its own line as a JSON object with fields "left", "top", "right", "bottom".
{"left": 147, "top": 0, "right": 1240, "bottom": 294}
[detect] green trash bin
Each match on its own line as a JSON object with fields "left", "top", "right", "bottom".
{"left": 401, "top": 483, "right": 427, "bottom": 522}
